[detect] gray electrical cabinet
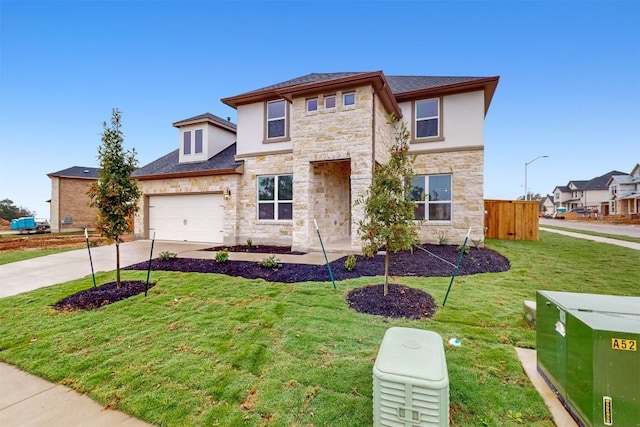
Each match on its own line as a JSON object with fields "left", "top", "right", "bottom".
{"left": 373, "top": 327, "right": 449, "bottom": 426}
{"left": 536, "top": 291, "right": 640, "bottom": 426}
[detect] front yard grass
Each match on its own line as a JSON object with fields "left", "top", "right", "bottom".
{"left": 0, "top": 231, "right": 638, "bottom": 426}
{"left": 0, "top": 247, "right": 81, "bottom": 265}
{"left": 539, "top": 223, "right": 640, "bottom": 244}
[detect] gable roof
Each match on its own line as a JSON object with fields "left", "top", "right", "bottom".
{"left": 47, "top": 166, "right": 100, "bottom": 179}
{"left": 221, "top": 71, "right": 499, "bottom": 116}
{"left": 583, "top": 170, "right": 626, "bottom": 190}
{"left": 172, "top": 112, "right": 237, "bottom": 131}
{"left": 133, "top": 143, "right": 243, "bottom": 180}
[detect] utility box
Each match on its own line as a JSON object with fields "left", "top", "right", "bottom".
{"left": 373, "top": 327, "right": 449, "bottom": 426}
{"left": 536, "top": 291, "right": 640, "bottom": 427}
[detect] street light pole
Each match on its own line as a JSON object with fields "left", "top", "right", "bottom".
{"left": 524, "top": 155, "right": 550, "bottom": 201}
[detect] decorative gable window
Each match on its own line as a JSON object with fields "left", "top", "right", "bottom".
{"left": 414, "top": 98, "right": 441, "bottom": 139}
{"left": 343, "top": 92, "right": 355, "bottom": 106}
{"left": 410, "top": 174, "right": 452, "bottom": 221}
{"left": 183, "top": 131, "right": 191, "bottom": 154}
{"left": 267, "top": 100, "right": 286, "bottom": 139}
{"left": 194, "top": 129, "right": 203, "bottom": 154}
{"left": 307, "top": 98, "right": 318, "bottom": 112}
{"left": 257, "top": 174, "right": 293, "bottom": 220}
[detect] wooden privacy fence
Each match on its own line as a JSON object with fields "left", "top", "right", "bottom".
{"left": 484, "top": 200, "right": 540, "bottom": 240}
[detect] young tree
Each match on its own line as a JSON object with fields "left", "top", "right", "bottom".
{"left": 357, "top": 117, "right": 417, "bottom": 296}
{"left": 88, "top": 109, "right": 141, "bottom": 288}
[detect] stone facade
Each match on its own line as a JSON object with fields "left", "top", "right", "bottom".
{"left": 411, "top": 149, "right": 485, "bottom": 244}
{"left": 50, "top": 177, "right": 99, "bottom": 233}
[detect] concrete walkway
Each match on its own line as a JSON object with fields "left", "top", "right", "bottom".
{"left": 0, "top": 240, "right": 344, "bottom": 426}
{"left": 540, "top": 227, "right": 640, "bottom": 250}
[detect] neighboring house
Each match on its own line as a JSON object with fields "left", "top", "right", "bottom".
{"left": 606, "top": 163, "right": 640, "bottom": 216}
{"left": 48, "top": 166, "right": 100, "bottom": 233}
{"left": 552, "top": 170, "right": 625, "bottom": 213}
{"left": 541, "top": 194, "right": 555, "bottom": 215}
{"left": 133, "top": 71, "right": 499, "bottom": 252}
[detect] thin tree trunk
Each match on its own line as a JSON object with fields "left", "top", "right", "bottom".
{"left": 116, "top": 237, "right": 121, "bottom": 289}
{"left": 384, "top": 250, "right": 389, "bottom": 296}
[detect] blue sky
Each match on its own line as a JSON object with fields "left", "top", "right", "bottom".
{"left": 1, "top": 0, "right": 639, "bottom": 220}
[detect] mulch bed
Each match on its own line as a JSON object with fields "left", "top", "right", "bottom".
{"left": 54, "top": 244, "right": 510, "bottom": 319}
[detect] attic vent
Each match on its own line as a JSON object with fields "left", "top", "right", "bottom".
{"left": 84, "top": 170, "right": 89, "bottom": 173}
{"left": 227, "top": 116, "right": 231, "bottom": 122}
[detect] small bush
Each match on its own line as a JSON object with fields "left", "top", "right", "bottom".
{"left": 215, "top": 249, "right": 229, "bottom": 263}
{"left": 456, "top": 244, "right": 470, "bottom": 255}
{"left": 246, "top": 239, "right": 253, "bottom": 248}
{"left": 259, "top": 255, "right": 281, "bottom": 269}
{"left": 344, "top": 254, "right": 357, "bottom": 271}
{"left": 436, "top": 232, "right": 449, "bottom": 245}
{"left": 471, "top": 238, "right": 484, "bottom": 249}
{"left": 159, "top": 251, "right": 177, "bottom": 261}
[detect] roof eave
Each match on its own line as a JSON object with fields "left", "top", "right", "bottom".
{"left": 134, "top": 164, "right": 244, "bottom": 181}
{"left": 220, "top": 71, "right": 402, "bottom": 117}
{"left": 172, "top": 117, "right": 237, "bottom": 132}
{"left": 394, "top": 76, "right": 500, "bottom": 115}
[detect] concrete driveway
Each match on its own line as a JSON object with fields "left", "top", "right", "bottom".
{"left": 0, "top": 240, "right": 213, "bottom": 298}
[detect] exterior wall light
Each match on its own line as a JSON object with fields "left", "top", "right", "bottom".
{"left": 223, "top": 187, "right": 231, "bottom": 200}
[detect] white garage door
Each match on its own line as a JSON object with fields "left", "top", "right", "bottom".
{"left": 148, "top": 194, "right": 224, "bottom": 242}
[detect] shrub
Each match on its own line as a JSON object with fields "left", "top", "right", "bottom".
{"left": 471, "top": 238, "right": 484, "bottom": 249}
{"left": 215, "top": 249, "right": 229, "bottom": 263}
{"left": 436, "top": 232, "right": 449, "bottom": 245}
{"left": 456, "top": 244, "right": 470, "bottom": 255}
{"left": 259, "top": 255, "right": 281, "bottom": 269}
{"left": 246, "top": 239, "right": 253, "bottom": 249}
{"left": 159, "top": 251, "right": 177, "bottom": 261}
{"left": 344, "top": 254, "right": 357, "bottom": 271}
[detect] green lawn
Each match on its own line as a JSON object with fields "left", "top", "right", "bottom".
{"left": 0, "top": 247, "right": 81, "bottom": 265}
{"left": 0, "top": 231, "right": 638, "bottom": 426}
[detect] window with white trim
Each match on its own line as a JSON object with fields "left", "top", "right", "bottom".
{"left": 343, "top": 92, "right": 355, "bottom": 106}
{"left": 267, "top": 100, "right": 286, "bottom": 139}
{"left": 194, "top": 129, "right": 203, "bottom": 153}
{"left": 307, "top": 98, "right": 318, "bottom": 112}
{"left": 183, "top": 131, "right": 191, "bottom": 154}
{"left": 257, "top": 174, "right": 293, "bottom": 220}
{"left": 415, "top": 98, "right": 440, "bottom": 139}
{"left": 410, "top": 174, "right": 452, "bottom": 220}
{"left": 324, "top": 95, "right": 336, "bottom": 109}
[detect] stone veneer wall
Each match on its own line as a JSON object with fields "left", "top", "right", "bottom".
{"left": 234, "top": 154, "right": 295, "bottom": 246}
{"left": 412, "top": 149, "right": 485, "bottom": 244}
{"left": 311, "top": 161, "right": 351, "bottom": 242}
{"left": 52, "top": 177, "right": 99, "bottom": 233}
{"left": 135, "top": 175, "right": 240, "bottom": 242}
{"left": 289, "top": 86, "right": 380, "bottom": 251}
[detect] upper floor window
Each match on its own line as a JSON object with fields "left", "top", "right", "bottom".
{"left": 415, "top": 98, "right": 440, "bottom": 139}
{"left": 307, "top": 98, "right": 318, "bottom": 112}
{"left": 257, "top": 174, "right": 293, "bottom": 220}
{"left": 194, "top": 129, "right": 203, "bottom": 154}
{"left": 410, "top": 174, "right": 452, "bottom": 221}
{"left": 324, "top": 95, "right": 336, "bottom": 110}
{"left": 183, "top": 131, "right": 191, "bottom": 154}
{"left": 267, "top": 100, "right": 286, "bottom": 139}
{"left": 343, "top": 92, "right": 355, "bottom": 106}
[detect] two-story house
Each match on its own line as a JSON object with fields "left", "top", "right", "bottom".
{"left": 133, "top": 71, "right": 499, "bottom": 252}
{"left": 552, "top": 170, "right": 625, "bottom": 213}
{"left": 606, "top": 163, "right": 640, "bottom": 216}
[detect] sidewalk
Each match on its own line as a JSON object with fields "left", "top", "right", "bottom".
{"left": 0, "top": 240, "right": 343, "bottom": 426}
{"left": 540, "top": 227, "right": 640, "bottom": 250}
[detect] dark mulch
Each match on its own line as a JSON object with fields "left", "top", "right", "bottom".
{"left": 346, "top": 283, "right": 437, "bottom": 319}
{"left": 58, "top": 244, "right": 509, "bottom": 318}
{"left": 205, "top": 244, "right": 306, "bottom": 255}
{"left": 53, "top": 281, "right": 154, "bottom": 312}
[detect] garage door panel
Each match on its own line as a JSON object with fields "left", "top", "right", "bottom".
{"left": 149, "top": 195, "right": 224, "bottom": 242}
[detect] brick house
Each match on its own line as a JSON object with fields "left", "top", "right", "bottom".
{"left": 133, "top": 71, "right": 499, "bottom": 252}
{"left": 48, "top": 166, "right": 100, "bottom": 233}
